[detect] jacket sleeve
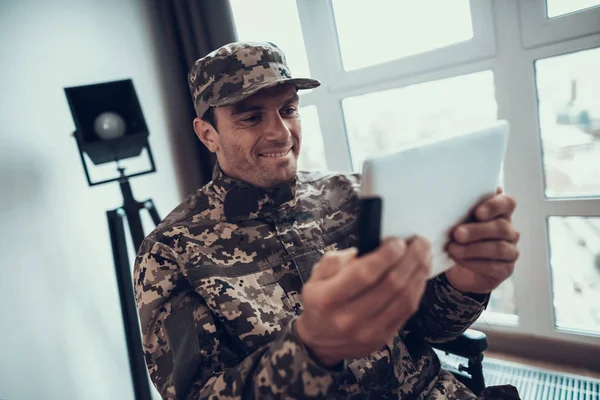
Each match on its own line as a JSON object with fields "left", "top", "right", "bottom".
{"left": 406, "top": 273, "right": 489, "bottom": 344}
{"left": 134, "top": 239, "right": 343, "bottom": 400}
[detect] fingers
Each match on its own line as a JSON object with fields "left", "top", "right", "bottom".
{"left": 336, "top": 241, "right": 429, "bottom": 327}
{"left": 453, "top": 219, "right": 520, "bottom": 244}
{"left": 324, "top": 238, "right": 407, "bottom": 303}
{"left": 300, "top": 237, "right": 432, "bottom": 362}
{"left": 341, "top": 256, "right": 420, "bottom": 319}
{"left": 339, "top": 271, "right": 427, "bottom": 347}
{"left": 449, "top": 259, "right": 516, "bottom": 282}
{"left": 379, "top": 264, "right": 429, "bottom": 336}
{"left": 368, "top": 237, "right": 430, "bottom": 302}
{"left": 448, "top": 240, "right": 519, "bottom": 263}
{"left": 310, "top": 248, "right": 357, "bottom": 281}
{"left": 302, "top": 248, "right": 358, "bottom": 315}
{"left": 474, "top": 194, "right": 517, "bottom": 222}
{"left": 336, "top": 239, "right": 431, "bottom": 340}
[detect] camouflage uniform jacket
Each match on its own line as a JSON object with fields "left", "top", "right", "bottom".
{"left": 134, "top": 167, "right": 517, "bottom": 399}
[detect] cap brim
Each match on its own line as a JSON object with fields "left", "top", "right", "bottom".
{"left": 211, "top": 77, "right": 321, "bottom": 108}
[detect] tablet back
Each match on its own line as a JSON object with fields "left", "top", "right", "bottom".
{"left": 361, "top": 120, "right": 510, "bottom": 277}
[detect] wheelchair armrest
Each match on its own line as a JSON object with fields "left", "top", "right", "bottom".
{"left": 432, "top": 329, "right": 488, "bottom": 359}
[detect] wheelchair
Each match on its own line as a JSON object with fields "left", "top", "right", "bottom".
{"left": 433, "top": 329, "right": 489, "bottom": 395}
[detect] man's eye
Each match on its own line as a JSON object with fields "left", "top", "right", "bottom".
{"left": 282, "top": 107, "right": 298, "bottom": 116}
{"left": 243, "top": 115, "right": 262, "bottom": 123}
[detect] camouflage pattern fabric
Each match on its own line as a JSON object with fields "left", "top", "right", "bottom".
{"left": 134, "top": 165, "right": 520, "bottom": 399}
{"left": 187, "top": 42, "right": 321, "bottom": 118}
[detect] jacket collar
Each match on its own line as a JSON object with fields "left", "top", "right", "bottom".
{"left": 209, "top": 162, "right": 297, "bottom": 222}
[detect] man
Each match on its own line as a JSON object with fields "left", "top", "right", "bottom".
{"left": 134, "top": 42, "right": 521, "bottom": 399}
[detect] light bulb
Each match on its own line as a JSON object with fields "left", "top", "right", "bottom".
{"left": 94, "top": 112, "right": 126, "bottom": 140}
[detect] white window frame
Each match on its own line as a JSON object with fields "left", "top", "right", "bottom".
{"left": 519, "top": 0, "right": 600, "bottom": 48}
{"left": 297, "top": 0, "right": 496, "bottom": 92}
{"left": 297, "top": 0, "right": 497, "bottom": 172}
{"left": 232, "top": 0, "right": 600, "bottom": 348}
{"left": 480, "top": 0, "right": 600, "bottom": 347}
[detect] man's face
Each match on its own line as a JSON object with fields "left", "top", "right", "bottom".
{"left": 196, "top": 84, "right": 301, "bottom": 188}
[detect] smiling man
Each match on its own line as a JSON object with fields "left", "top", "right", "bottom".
{"left": 134, "top": 42, "right": 521, "bottom": 399}
{"left": 197, "top": 84, "right": 301, "bottom": 188}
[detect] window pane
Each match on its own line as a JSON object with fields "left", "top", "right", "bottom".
{"left": 230, "top": 0, "right": 312, "bottom": 78}
{"left": 342, "top": 70, "right": 497, "bottom": 171}
{"left": 548, "top": 216, "right": 600, "bottom": 334}
{"left": 487, "top": 278, "right": 518, "bottom": 315}
{"left": 332, "top": 0, "right": 473, "bottom": 71}
{"left": 298, "top": 106, "right": 328, "bottom": 171}
{"left": 547, "top": 0, "right": 600, "bottom": 18}
{"left": 535, "top": 47, "right": 600, "bottom": 198}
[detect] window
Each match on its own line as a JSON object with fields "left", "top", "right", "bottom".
{"left": 519, "top": 0, "right": 600, "bottom": 48}
{"left": 487, "top": 278, "right": 518, "bottom": 317}
{"left": 548, "top": 216, "right": 600, "bottom": 334}
{"left": 546, "top": 0, "right": 600, "bottom": 18}
{"left": 331, "top": 0, "right": 473, "bottom": 70}
{"left": 229, "top": 0, "right": 312, "bottom": 78}
{"left": 298, "top": 106, "right": 327, "bottom": 171}
{"left": 535, "top": 47, "right": 600, "bottom": 198}
{"left": 231, "top": 0, "right": 600, "bottom": 347}
{"left": 342, "top": 70, "right": 496, "bottom": 170}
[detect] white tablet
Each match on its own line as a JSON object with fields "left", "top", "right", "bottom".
{"left": 360, "top": 120, "right": 510, "bottom": 278}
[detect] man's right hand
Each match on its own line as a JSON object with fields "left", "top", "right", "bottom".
{"left": 295, "top": 237, "right": 432, "bottom": 367}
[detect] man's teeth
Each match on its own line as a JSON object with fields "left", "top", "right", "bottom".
{"left": 260, "top": 150, "right": 290, "bottom": 158}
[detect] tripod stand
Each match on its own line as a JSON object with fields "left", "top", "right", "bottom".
{"left": 106, "top": 168, "right": 161, "bottom": 400}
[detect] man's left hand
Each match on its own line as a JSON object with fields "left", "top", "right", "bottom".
{"left": 445, "top": 188, "right": 520, "bottom": 294}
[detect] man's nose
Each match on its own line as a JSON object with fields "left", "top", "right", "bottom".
{"left": 263, "top": 112, "right": 292, "bottom": 141}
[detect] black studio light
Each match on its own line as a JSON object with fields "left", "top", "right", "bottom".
{"left": 65, "top": 79, "right": 157, "bottom": 400}
{"left": 65, "top": 79, "right": 156, "bottom": 184}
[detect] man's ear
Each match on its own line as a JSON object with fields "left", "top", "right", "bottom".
{"left": 193, "top": 118, "right": 218, "bottom": 153}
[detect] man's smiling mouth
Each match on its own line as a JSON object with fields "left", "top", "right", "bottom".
{"left": 259, "top": 148, "right": 292, "bottom": 158}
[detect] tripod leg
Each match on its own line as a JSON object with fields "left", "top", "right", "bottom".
{"left": 144, "top": 200, "right": 161, "bottom": 227}
{"left": 107, "top": 209, "right": 153, "bottom": 400}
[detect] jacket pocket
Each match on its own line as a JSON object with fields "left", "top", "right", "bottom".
{"left": 323, "top": 222, "right": 358, "bottom": 252}
{"left": 190, "top": 268, "right": 293, "bottom": 353}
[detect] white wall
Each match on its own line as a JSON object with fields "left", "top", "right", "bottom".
{"left": 0, "top": 1, "right": 184, "bottom": 398}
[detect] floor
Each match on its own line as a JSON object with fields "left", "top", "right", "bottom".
{"left": 485, "top": 350, "right": 600, "bottom": 380}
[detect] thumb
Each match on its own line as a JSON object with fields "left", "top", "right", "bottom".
{"left": 310, "top": 248, "right": 356, "bottom": 280}
{"left": 496, "top": 186, "right": 504, "bottom": 194}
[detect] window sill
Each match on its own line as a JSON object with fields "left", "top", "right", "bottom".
{"left": 474, "top": 328, "right": 600, "bottom": 373}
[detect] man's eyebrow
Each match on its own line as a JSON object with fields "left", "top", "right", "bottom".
{"left": 231, "top": 103, "right": 263, "bottom": 116}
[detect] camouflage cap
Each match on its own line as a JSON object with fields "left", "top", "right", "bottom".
{"left": 188, "top": 41, "right": 321, "bottom": 118}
